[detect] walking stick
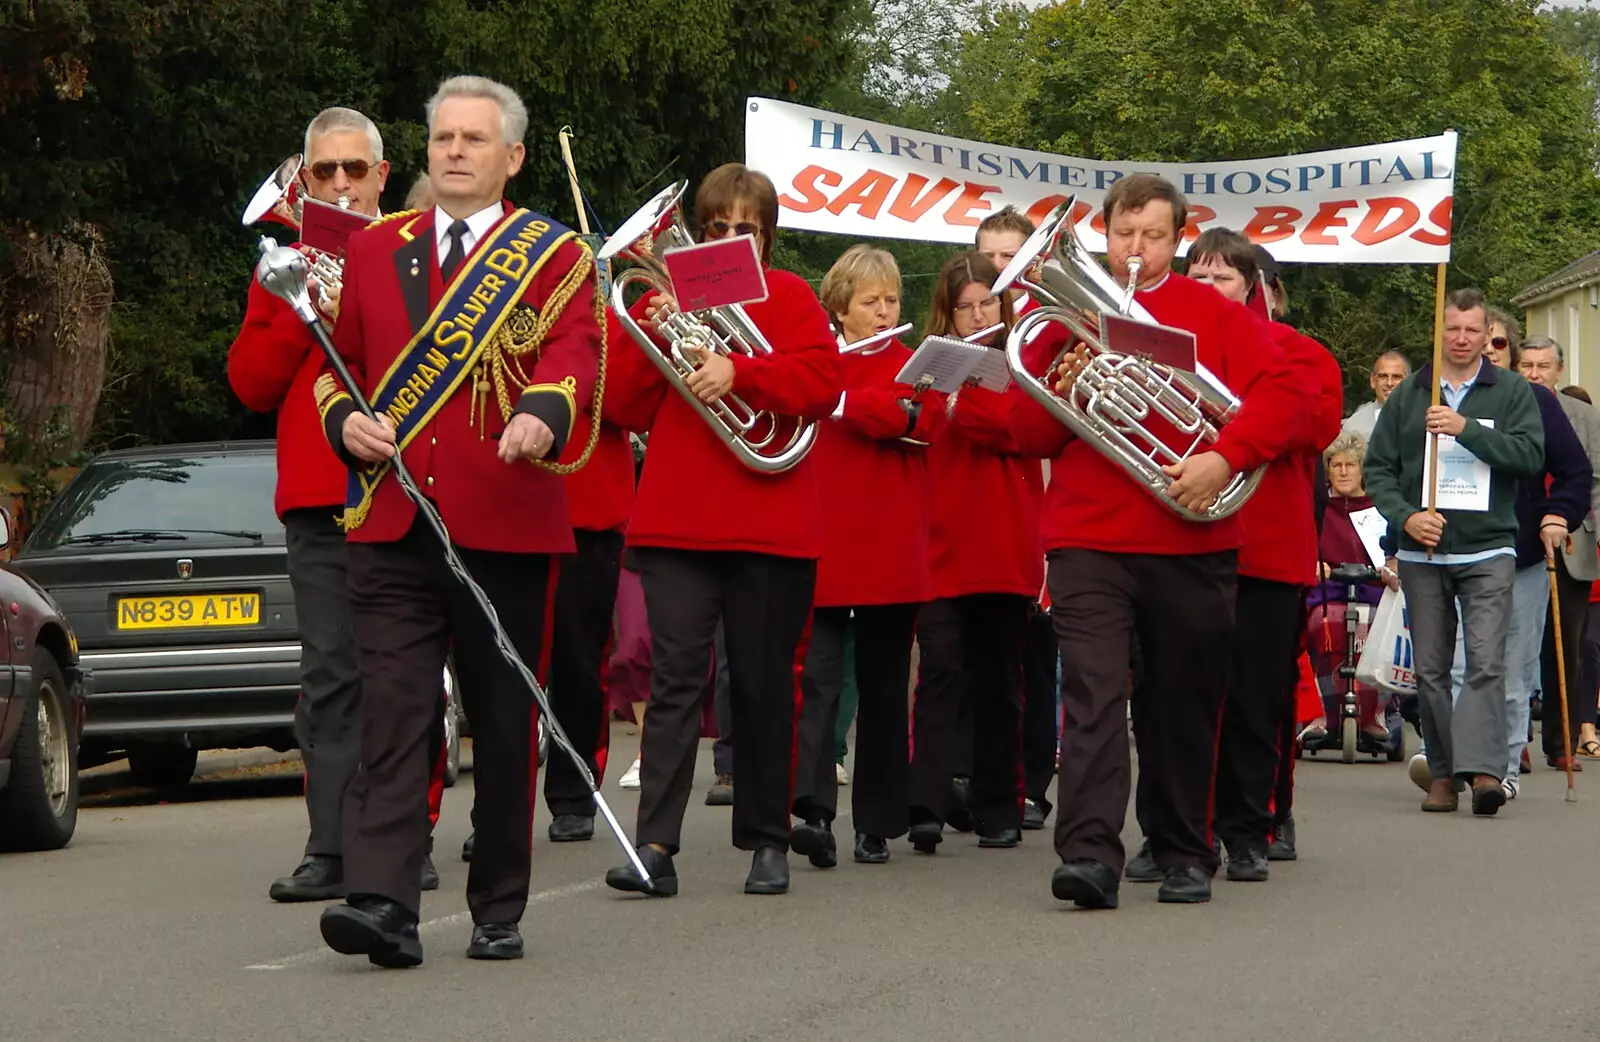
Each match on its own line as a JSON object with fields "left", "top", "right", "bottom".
{"left": 1546, "top": 550, "right": 1578, "bottom": 803}
{"left": 253, "top": 239, "right": 655, "bottom": 884}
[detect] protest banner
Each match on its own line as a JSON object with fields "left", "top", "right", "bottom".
{"left": 744, "top": 97, "right": 1456, "bottom": 264}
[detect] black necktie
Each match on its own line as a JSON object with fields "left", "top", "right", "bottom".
{"left": 441, "top": 219, "right": 469, "bottom": 282}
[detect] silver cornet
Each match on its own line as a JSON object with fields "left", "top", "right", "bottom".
{"left": 241, "top": 154, "right": 347, "bottom": 306}
{"left": 992, "top": 199, "right": 1264, "bottom": 522}
{"left": 598, "top": 181, "right": 816, "bottom": 474}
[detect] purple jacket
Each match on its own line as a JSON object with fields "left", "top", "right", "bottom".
{"left": 1514, "top": 383, "right": 1592, "bottom": 569}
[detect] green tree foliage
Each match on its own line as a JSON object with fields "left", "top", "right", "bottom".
{"left": 2, "top": 0, "right": 861, "bottom": 452}
{"left": 937, "top": 0, "right": 1600, "bottom": 400}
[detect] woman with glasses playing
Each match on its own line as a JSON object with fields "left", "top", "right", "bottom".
{"left": 907, "top": 251, "right": 1043, "bottom": 854}
{"left": 601, "top": 163, "right": 843, "bottom": 898}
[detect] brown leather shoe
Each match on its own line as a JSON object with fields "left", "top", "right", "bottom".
{"left": 1547, "top": 754, "right": 1584, "bottom": 772}
{"left": 1421, "top": 777, "right": 1459, "bottom": 812}
{"left": 1471, "top": 774, "right": 1507, "bottom": 816}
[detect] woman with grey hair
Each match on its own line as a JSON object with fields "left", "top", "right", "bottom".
{"left": 1302, "top": 431, "right": 1397, "bottom": 747}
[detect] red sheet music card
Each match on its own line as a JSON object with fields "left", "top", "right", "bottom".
{"left": 661, "top": 235, "right": 769, "bottom": 312}
{"left": 1101, "top": 313, "right": 1199, "bottom": 373}
{"left": 300, "top": 197, "right": 372, "bottom": 257}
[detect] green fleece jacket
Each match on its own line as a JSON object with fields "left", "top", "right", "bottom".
{"left": 1364, "top": 359, "right": 1544, "bottom": 557}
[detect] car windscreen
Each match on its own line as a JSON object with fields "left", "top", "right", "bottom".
{"left": 24, "top": 453, "right": 285, "bottom": 552}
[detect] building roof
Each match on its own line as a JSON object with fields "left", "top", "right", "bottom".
{"left": 1513, "top": 248, "right": 1600, "bottom": 305}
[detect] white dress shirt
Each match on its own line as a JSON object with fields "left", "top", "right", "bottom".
{"left": 433, "top": 202, "right": 504, "bottom": 267}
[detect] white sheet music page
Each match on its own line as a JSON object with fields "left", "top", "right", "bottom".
{"left": 967, "top": 347, "right": 1012, "bottom": 392}
{"left": 895, "top": 335, "right": 984, "bottom": 393}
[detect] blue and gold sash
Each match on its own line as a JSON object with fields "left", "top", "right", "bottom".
{"left": 343, "top": 208, "right": 574, "bottom": 530}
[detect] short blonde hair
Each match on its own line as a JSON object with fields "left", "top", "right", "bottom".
{"left": 819, "top": 245, "right": 901, "bottom": 330}
{"left": 404, "top": 171, "right": 434, "bottom": 211}
{"left": 1324, "top": 429, "right": 1367, "bottom": 465}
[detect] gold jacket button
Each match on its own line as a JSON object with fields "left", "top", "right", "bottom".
{"left": 426, "top": 476, "right": 435, "bottom": 486}
{"left": 430, "top": 437, "right": 437, "bottom": 446}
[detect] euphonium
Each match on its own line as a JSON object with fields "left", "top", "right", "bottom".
{"left": 598, "top": 181, "right": 816, "bottom": 474}
{"left": 240, "top": 153, "right": 348, "bottom": 300}
{"left": 991, "top": 199, "right": 1265, "bottom": 522}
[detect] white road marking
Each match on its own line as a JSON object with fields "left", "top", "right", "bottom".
{"left": 243, "top": 878, "right": 604, "bottom": 970}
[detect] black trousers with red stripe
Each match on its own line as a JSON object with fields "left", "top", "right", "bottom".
{"left": 1049, "top": 549, "right": 1236, "bottom": 875}
{"left": 910, "top": 593, "right": 1030, "bottom": 835}
{"left": 794, "top": 603, "right": 919, "bottom": 837}
{"left": 633, "top": 548, "right": 815, "bottom": 853}
{"left": 543, "top": 528, "right": 624, "bottom": 816}
{"left": 345, "top": 517, "right": 552, "bottom": 924}
{"left": 1213, "top": 577, "right": 1304, "bottom": 855}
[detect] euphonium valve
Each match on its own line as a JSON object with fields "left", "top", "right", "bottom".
{"left": 990, "top": 198, "right": 1265, "bottom": 522}
{"left": 598, "top": 181, "right": 817, "bottom": 474}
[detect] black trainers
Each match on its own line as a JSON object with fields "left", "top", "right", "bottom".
{"left": 1051, "top": 858, "right": 1119, "bottom": 909}
{"left": 1124, "top": 840, "right": 1161, "bottom": 883}
{"left": 1225, "top": 847, "right": 1269, "bottom": 882}
{"left": 269, "top": 854, "right": 345, "bottom": 903}
{"left": 1157, "top": 865, "right": 1212, "bottom": 904}
{"left": 1266, "top": 816, "right": 1297, "bottom": 861}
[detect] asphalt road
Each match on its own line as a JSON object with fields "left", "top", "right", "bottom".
{"left": 2, "top": 725, "right": 1595, "bottom": 1042}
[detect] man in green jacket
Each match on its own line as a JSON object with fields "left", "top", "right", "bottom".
{"left": 1364, "top": 288, "right": 1545, "bottom": 816}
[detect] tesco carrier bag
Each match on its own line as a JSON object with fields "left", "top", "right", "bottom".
{"left": 1354, "top": 587, "right": 1417, "bottom": 694}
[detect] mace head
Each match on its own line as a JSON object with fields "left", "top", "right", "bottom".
{"left": 255, "top": 237, "right": 316, "bottom": 322}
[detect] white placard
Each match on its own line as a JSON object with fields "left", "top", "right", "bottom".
{"left": 1421, "top": 419, "right": 1494, "bottom": 513}
{"left": 1348, "top": 506, "right": 1390, "bottom": 569}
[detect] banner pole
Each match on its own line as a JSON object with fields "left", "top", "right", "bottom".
{"left": 558, "top": 126, "right": 591, "bottom": 236}
{"left": 1425, "top": 260, "right": 1446, "bottom": 560}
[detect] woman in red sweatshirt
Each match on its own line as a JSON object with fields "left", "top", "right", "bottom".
{"left": 788, "top": 244, "right": 941, "bottom": 869}
{"left": 1182, "top": 229, "right": 1343, "bottom": 882}
{"left": 908, "top": 251, "right": 1043, "bottom": 853}
{"left": 601, "top": 164, "right": 843, "bottom": 898}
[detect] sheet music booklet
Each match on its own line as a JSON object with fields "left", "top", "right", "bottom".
{"left": 895, "top": 335, "right": 1011, "bottom": 393}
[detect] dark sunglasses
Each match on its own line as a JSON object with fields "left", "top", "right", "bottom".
{"left": 308, "top": 159, "right": 372, "bottom": 181}
{"left": 1490, "top": 336, "right": 1509, "bottom": 350}
{"left": 704, "top": 219, "right": 760, "bottom": 239}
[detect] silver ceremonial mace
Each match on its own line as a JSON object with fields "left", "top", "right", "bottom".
{"left": 254, "top": 237, "right": 653, "bottom": 884}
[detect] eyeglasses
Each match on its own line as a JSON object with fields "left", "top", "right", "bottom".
{"left": 704, "top": 220, "right": 760, "bottom": 239}
{"left": 308, "top": 159, "right": 372, "bottom": 181}
{"left": 952, "top": 297, "right": 1000, "bottom": 317}
{"left": 1490, "top": 336, "right": 1509, "bottom": 350}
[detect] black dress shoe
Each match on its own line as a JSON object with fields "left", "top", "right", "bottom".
{"left": 908, "top": 821, "right": 942, "bottom": 854}
{"left": 466, "top": 922, "right": 524, "bottom": 960}
{"left": 1022, "top": 799, "right": 1049, "bottom": 830}
{"left": 1124, "top": 841, "right": 1161, "bottom": 883}
{"left": 978, "top": 828, "right": 1021, "bottom": 848}
{"left": 320, "top": 895, "right": 423, "bottom": 968}
{"left": 461, "top": 831, "right": 474, "bottom": 862}
{"left": 853, "top": 832, "right": 890, "bottom": 864}
{"left": 1158, "top": 865, "right": 1212, "bottom": 904}
{"left": 269, "top": 854, "right": 345, "bottom": 903}
{"left": 548, "top": 813, "right": 595, "bottom": 843}
{"left": 790, "top": 820, "right": 837, "bottom": 868}
{"left": 1266, "top": 816, "right": 1297, "bottom": 862}
{"left": 1225, "top": 847, "right": 1269, "bottom": 882}
{"left": 745, "top": 847, "right": 790, "bottom": 895}
{"left": 420, "top": 853, "right": 439, "bottom": 891}
{"left": 605, "top": 846, "right": 678, "bottom": 897}
{"left": 1051, "top": 858, "right": 1119, "bottom": 909}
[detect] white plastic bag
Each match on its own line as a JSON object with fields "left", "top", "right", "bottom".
{"left": 1354, "top": 587, "right": 1417, "bottom": 694}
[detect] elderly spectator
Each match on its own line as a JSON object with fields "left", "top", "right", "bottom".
{"left": 1365, "top": 288, "right": 1544, "bottom": 816}
{"left": 1303, "top": 431, "right": 1399, "bottom": 745}
{"left": 1519, "top": 336, "right": 1600, "bottom": 771}
{"left": 1344, "top": 352, "right": 1411, "bottom": 441}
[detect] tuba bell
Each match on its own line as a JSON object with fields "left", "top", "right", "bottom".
{"left": 598, "top": 181, "right": 816, "bottom": 474}
{"left": 241, "top": 154, "right": 348, "bottom": 302}
{"left": 992, "top": 199, "right": 1265, "bottom": 522}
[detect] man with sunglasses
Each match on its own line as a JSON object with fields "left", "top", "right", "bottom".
{"left": 230, "top": 106, "right": 461, "bottom": 906}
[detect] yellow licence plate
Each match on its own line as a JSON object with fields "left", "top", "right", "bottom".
{"left": 115, "top": 593, "right": 262, "bottom": 630}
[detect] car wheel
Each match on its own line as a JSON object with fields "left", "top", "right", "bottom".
{"left": 0, "top": 649, "right": 80, "bottom": 851}
{"left": 127, "top": 745, "right": 198, "bottom": 789}
{"left": 442, "top": 662, "right": 461, "bottom": 789}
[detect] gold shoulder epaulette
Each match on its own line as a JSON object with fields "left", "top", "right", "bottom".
{"left": 365, "top": 208, "right": 421, "bottom": 230}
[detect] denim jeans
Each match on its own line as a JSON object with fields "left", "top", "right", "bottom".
{"left": 1438, "top": 562, "right": 1543, "bottom": 777}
